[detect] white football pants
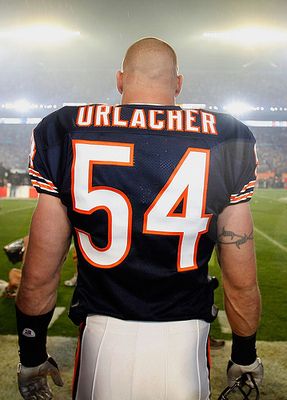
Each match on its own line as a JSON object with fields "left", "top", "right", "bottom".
{"left": 73, "top": 315, "right": 210, "bottom": 400}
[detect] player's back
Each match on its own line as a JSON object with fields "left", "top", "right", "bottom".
{"left": 29, "top": 103, "right": 257, "bottom": 324}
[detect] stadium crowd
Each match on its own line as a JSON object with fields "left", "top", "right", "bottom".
{"left": 253, "top": 128, "right": 287, "bottom": 174}
{"left": 0, "top": 65, "right": 287, "bottom": 188}
{"left": 0, "top": 123, "right": 286, "bottom": 189}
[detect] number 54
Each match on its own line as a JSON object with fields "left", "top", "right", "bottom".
{"left": 72, "top": 140, "right": 211, "bottom": 272}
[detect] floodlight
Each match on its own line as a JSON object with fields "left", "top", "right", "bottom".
{"left": 203, "top": 27, "right": 287, "bottom": 47}
{"left": 180, "top": 103, "right": 206, "bottom": 109}
{"left": 224, "top": 102, "right": 254, "bottom": 115}
{"left": 14, "top": 99, "right": 31, "bottom": 112}
{"left": 0, "top": 25, "right": 80, "bottom": 44}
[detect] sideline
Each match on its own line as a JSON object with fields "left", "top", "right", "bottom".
{"left": 217, "top": 310, "right": 231, "bottom": 334}
{"left": 1, "top": 336, "right": 286, "bottom": 400}
{"left": 48, "top": 307, "right": 66, "bottom": 329}
{"left": 254, "top": 227, "right": 287, "bottom": 254}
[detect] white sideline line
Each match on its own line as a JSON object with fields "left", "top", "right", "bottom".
{"left": 48, "top": 307, "right": 66, "bottom": 329}
{"left": 218, "top": 310, "right": 232, "bottom": 334}
{"left": 254, "top": 227, "right": 287, "bottom": 253}
{"left": 0, "top": 205, "right": 35, "bottom": 216}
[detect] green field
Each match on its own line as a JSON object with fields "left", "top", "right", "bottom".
{"left": 0, "top": 199, "right": 78, "bottom": 337}
{"left": 0, "top": 189, "right": 287, "bottom": 340}
{"left": 210, "top": 189, "right": 287, "bottom": 341}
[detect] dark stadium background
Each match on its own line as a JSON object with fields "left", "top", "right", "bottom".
{"left": 0, "top": 1, "right": 286, "bottom": 399}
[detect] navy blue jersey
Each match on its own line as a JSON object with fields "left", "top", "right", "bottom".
{"left": 29, "top": 104, "right": 257, "bottom": 324}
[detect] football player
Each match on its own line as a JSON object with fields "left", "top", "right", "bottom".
{"left": 16, "top": 38, "right": 263, "bottom": 399}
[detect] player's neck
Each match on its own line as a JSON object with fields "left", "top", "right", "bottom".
{"left": 121, "top": 91, "right": 176, "bottom": 106}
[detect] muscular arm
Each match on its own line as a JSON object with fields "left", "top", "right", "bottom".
{"left": 216, "top": 202, "right": 261, "bottom": 336}
{"left": 16, "top": 194, "right": 72, "bottom": 315}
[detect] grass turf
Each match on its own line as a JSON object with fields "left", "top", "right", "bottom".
{"left": 0, "top": 189, "right": 287, "bottom": 340}
{"left": 209, "top": 189, "right": 287, "bottom": 341}
{"left": 0, "top": 198, "right": 78, "bottom": 337}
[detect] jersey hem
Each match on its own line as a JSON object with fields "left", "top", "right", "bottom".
{"left": 69, "top": 309, "right": 215, "bottom": 325}
{"left": 32, "top": 187, "right": 60, "bottom": 198}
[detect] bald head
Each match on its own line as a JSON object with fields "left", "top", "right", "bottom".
{"left": 117, "top": 37, "right": 183, "bottom": 105}
{"left": 123, "top": 37, "right": 178, "bottom": 78}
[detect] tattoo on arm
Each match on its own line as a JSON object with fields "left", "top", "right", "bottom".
{"left": 217, "top": 227, "right": 253, "bottom": 249}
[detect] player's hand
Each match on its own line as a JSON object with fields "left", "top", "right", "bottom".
{"left": 227, "top": 357, "right": 263, "bottom": 387}
{"left": 17, "top": 356, "right": 64, "bottom": 399}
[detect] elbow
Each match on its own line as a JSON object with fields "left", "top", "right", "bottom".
{"left": 224, "top": 279, "right": 261, "bottom": 300}
{"left": 224, "top": 284, "right": 262, "bottom": 313}
{"left": 225, "top": 279, "right": 259, "bottom": 293}
{"left": 21, "top": 268, "right": 60, "bottom": 291}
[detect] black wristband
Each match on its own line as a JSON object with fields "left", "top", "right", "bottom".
{"left": 16, "top": 305, "right": 54, "bottom": 367}
{"left": 231, "top": 332, "right": 257, "bottom": 365}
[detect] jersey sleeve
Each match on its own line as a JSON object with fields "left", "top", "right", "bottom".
{"left": 225, "top": 121, "right": 258, "bottom": 205}
{"left": 28, "top": 113, "right": 64, "bottom": 197}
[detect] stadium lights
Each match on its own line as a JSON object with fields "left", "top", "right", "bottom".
{"left": 223, "top": 102, "right": 255, "bottom": 115}
{"left": 202, "top": 27, "right": 287, "bottom": 47}
{"left": 1, "top": 101, "right": 286, "bottom": 115}
{"left": 3, "top": 100, "right": 35, "bottom": 112}
{"left": 0, "top": 25, "right": 80, "bottom": 44}
{"left": 1, "top": 100, "right": 58, "bottom": 112}
{"left": 14, "top": 99, "right": 31, "bottom": 113}
{"left": 180, "top": 103, "right": 206, "bottom": 109}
